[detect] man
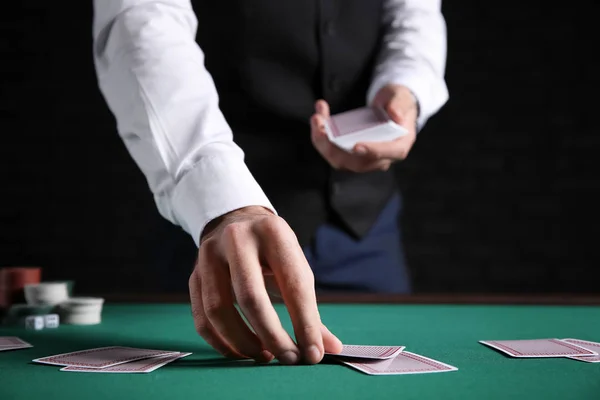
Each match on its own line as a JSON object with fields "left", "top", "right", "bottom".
{"left": 92, "top": 0, "right": 448, "bottom": 365}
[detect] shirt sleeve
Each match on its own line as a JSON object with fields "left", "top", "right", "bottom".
{"left": 367, "top": 0, "right": 449, "bottom": 129}
{"left": 92, "top": 0, "right": 275, "bottom": 247}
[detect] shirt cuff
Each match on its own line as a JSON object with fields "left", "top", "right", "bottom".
{"left": 169, "top": 153, "right": 276, "bottom": 247}
{"left": 367, "top": 70, "right": 449, "bottom": 130}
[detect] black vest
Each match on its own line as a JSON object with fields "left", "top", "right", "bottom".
{"left": 194, "top": 0, "right": 397, "bottom": 245}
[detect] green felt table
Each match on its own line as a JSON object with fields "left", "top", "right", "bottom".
{"left": 1, "top": 298, "right": 599, "bottom": 400}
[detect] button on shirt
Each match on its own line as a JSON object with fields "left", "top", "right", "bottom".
{"left": 92, "top": 0, "right": 449, "bottom": 246}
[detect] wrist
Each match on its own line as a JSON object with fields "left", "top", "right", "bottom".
{"left": 200, "top": 206, "right": 274, "bottom": 242}
{"left": 387, "top": 84, "right": 419, "bottom": 116}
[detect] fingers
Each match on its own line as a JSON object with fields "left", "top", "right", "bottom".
{"left": 315, "top": 99, "right": 330, "bottom": 118}
{"left": 189, "top": 267, "right": 241, "bottom": 359}
{"left": 311, "top": 115, "right": 391, "bottom": 171}
{"left": 222, "top": 223, "right": 301, "bottom": 365}
{"left": 321, "top": 324, "right": 343, "bottom": 354}
{"left": 310, "top": 113, "right": 330, "bottom": 156}
{"left": 310, "top": 99, "right": 405, "bottom": 171}
{"left": 199, "top": 241, "right": 274, "bottom": 363}
{"left": 259, "top": 218, "right": 325, "bottom": 364}
{"left": 385, "top": 98, "right": 406, "bottom": 126}
{"left": 353, "top": 138, "right": 412, "bottom": 161}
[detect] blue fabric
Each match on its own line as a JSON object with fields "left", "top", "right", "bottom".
{"left": 304, "top": 193, "right": 411, "bottom": 294}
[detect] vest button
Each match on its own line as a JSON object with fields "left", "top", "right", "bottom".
{"left": 324, "top": 22, "right": 336, "bottom": 36}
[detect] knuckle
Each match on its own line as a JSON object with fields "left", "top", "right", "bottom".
{"left": 221, "top": 223, "right": 248, "bottom": 248}
{"left": 257, "top": 215, "right": 287, "bottom": 237}
{"left": 237, "top": 291, "right": 265, "bottom": 315}
{"left": 203, "top": 297, "right": 228, "bottom": 320}
{"left": 297, "top": 322, "right": 322, "bottom": 341}
{"left": 199, "top": 237, "right": 218, "bottom": 257}
{"left": 191, "top": 308, "right": 210, "bottom": 337}
{"left": 221, "top": 222, "right": 243, "bottom": 239}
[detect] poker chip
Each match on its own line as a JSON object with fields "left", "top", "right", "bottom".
{"left": 24, "top": 282, "right": 69, "bottom": 306}
{"left": 57, "top": 297, "right": 105, "bottom": 325}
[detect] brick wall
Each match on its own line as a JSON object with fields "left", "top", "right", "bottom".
{"left": 0, "top": 1, "right": 597, "bottom": 294}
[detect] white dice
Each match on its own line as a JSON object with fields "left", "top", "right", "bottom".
{"left": 25, "top": 315, "right": 44, "bottom": 330}
{"left": 44, "top": 314, "right": 60, "bottom": 328}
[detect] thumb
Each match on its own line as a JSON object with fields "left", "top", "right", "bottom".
{"left": 320, "top": 324, "right": 343, "bottom": 354}
{"left": 315, "top": 100, "right": 331, "bottom": 118}
{"left": 310, "top": 114, "right": 329, "bottom": 143}
{"left": 386, "top": 99, "right": 405, "bottom": 126}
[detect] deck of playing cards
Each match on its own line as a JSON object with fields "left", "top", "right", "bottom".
{"left": 325, "top": 344, "right": 458, "bottom": 376}
{"left": 33, "top": 346, "right": 191, "bottom": 373}
{"left": 480, "top": 338, "right": 600, "bottom": 362}
{"left": 0, "top": 336, "right": 33, "bottom": 351}
{"left": 324, "top": 106, "right": 408, "bottom": 151}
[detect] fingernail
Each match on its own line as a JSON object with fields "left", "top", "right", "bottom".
{"left": 306, "top": 345, "right": 322, "bottom": 363}
{"left": 278, "top": 351, "right": 300, "bottom": 365}
{"left": 354, "top": 146, "right": 367, "bottom": 155}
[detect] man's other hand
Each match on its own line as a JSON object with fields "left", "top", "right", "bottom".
{"left": 311, "top": 84, "right": 418, "bottom": 172}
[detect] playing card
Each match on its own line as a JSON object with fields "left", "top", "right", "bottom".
{"left": 33, "top": 346, "right": 179, "bottom": 368}
{"left": 479, "top": 339, "right": 598, "bottom": 358}
{"left": 0, "top": 336, "right": 33, "bottom": 351}
{"left": 326, "top": 344, "right": 405, "bottom": 360}
{"left": 338, "top": 351, "right": 458, "bottom": 376}
{"left": 562, "top": 339, "right": 600, "bottom": 363}
{"left": 327, "top": 107, "right": 390, "bottom": 138}
{"left": 324, "top": 106, "right": 407, "bottom": 151}
{"left": 60, "top": 352, "right": 191, "bottom": 373}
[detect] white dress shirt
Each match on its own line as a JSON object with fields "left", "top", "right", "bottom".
{"left": 92, "top": 0, "right": 448, "bottom": 246}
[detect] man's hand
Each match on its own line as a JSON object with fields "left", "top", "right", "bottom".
{"left": 310, "top": 84, "right": 418, "bottom": 172}
{"left": 189, "top": 206, "right": 343, "bottom": 365}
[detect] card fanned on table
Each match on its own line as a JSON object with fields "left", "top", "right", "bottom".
{"left": 33, "top": 346, "right": 188, "bottom": 373}
{"left": 479, "top": 339, "right": 598, "bottom": 358}
{"left": 338, "top": 351, "right": 458, "bottom": 376}
{"left": 326, "top": 344, "right": 457, "bottom": 376}
{"left": 326, "top": 344, "right": 405, "bottom": 360}
{"left": 562, "top": 339, "right": 600, "bottom": 363}
{"left": 61, "top": 352, "right": 191, "bottom": 373}
{"left": 0, "top": 336, "right": 33, "bottom": 352}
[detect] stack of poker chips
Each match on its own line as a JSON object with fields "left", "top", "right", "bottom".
{"left": 1, "top": 267, "right": 105, "bottom": 328}
{"left": 56, "top": 297, "right": 105, "bottom": 325}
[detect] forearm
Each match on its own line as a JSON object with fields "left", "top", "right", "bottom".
{"left": 93, "top": 0, "right": 274, "bottom": 245}
{"left": 368, "top": 0, "right": 449, "bottom": 129}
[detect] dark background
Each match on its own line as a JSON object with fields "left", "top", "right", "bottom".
{"left": 1, "top": 1, "right": 598, "bottom": 295}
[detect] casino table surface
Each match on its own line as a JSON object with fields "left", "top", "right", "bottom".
{"left": 1, "top": 294, "right": 599, "bottom": 400}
